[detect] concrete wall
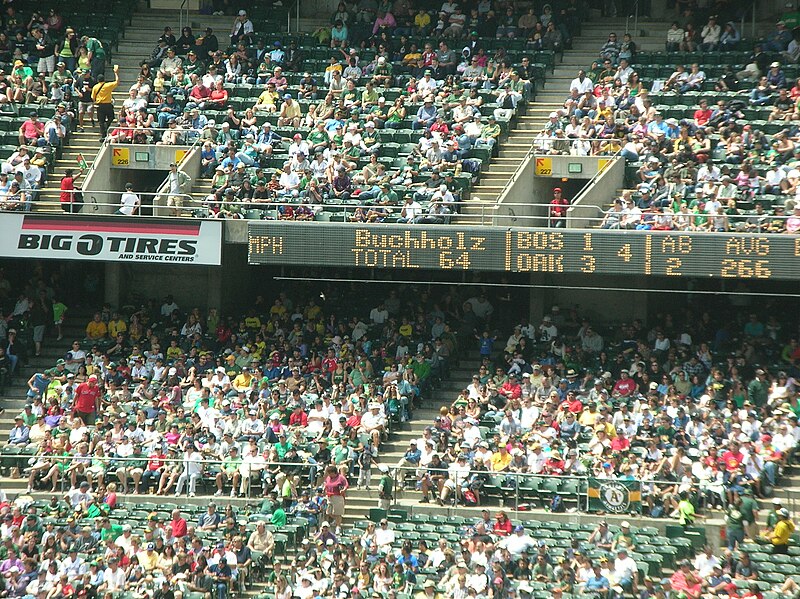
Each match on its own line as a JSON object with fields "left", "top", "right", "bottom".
{"left": 153, "top": 145, "right": 202, "bottom": 217}
{"left": 566, "top": 157, "right": 625, "bottom": 229}
{"left": 82, "top": 143, "right": 200, "bottom": 215}
{"left": 494, "top": 155, "right": 622, "bottom": 228}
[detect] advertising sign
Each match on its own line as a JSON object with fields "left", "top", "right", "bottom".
{"left": 1, "top": 214, "right": 222, "bottom": 265}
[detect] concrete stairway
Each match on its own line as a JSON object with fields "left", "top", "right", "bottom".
{"left": 37, "top": 134, "right": 101, "bottom": 212}
{"left": 453, "top": 18, "right": 673, "bottom": 225}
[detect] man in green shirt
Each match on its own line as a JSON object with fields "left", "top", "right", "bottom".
{"left": 764, "top": 497, "right": 783, "bottom": 536}
{"left": 739, "top": 489, "right": 759, "bottom": 540}
{"left": 361, "top": 121, "right": 381, "bottom": 155}
{"left": 677, "top": 491, "right": 696, "bottom": 527}
{"left": 273, "top": 434, "right": 293, "bottom": 459}
{"left": 725, "top": 495, "right": 746, "bottom": 549}
{"left": 271, "top": 504, "right": 287, "bottom": 527}
{"left": 377, "top": 464, "right": 393, "bottom": 509}
{"left": 81, "top": 36, "right": 106, "bottom": 78}
{"left": 18, "top": 404, "right": 36, "bottom": 426}
{"left": 11, "top": 60, "right": 33, "bottom": 83}
{"left": 332, "top": 437, "right": 352, "bottom": 467}
{"left": 216, "top": 447, "right": 242, "bottom": 497}
{"left": 20, "top": 514, "right": 43, "bottom": 541}
{"left": 373, "top": 59, "right": 393, "bottom": 87}
{"left": 307, "top": 122, "right": 329, "bottom": 154}
{"left": 361, "top": 80, "right": 379, "bottom": 107}
{"left": 747, "top": 369, "right": 769, "bottom": 406}
{"left": 99, "top": 516, "right": 123, "bottom": 542}
{"left": 611, "top": 521, "right": 637, "bottom": 552}
{"left": 476, "top": 116, "right": 501, "bottom": 151}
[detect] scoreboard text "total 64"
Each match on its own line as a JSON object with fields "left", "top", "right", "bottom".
{"left": 248, "top": 223, "right": 800, "bottom": 280}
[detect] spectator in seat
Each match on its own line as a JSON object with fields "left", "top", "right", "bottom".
{"left": 765, "top": 20, "right": 792, "bottom": 53}
{"left": 700, "top": 16, "right": 721, "bottom": 51}
{"left": 18, "top": 111, "right": 44, "bottom": 147}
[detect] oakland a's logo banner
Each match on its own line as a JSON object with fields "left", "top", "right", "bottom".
{"left": 587, "top": 478, "right": 642, "bottom": 514}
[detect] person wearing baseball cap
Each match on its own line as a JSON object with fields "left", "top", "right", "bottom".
{"left": 765, "top": 497, "right": 785, "bottom": 534}
{"left": 769, "top": 507, "right": 794, "bottom": 553}
{"left": 549, "top": 186, "right": 568, "bottom": 228}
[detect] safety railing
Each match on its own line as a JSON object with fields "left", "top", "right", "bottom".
{"left": 7, "top": 199, "right": 607, "bottom": 224}
{"left": 532, "top": 137, "right": 625, "bottom": 156}
{"left": 2, "top": 449, "right": 744, "bottom": 517}
{"left": 287, "top": 0, "right": 301, "bottom": 33}
{"left": 10, "top": 198, "right": 799, "bottom": 232}
{"left": 103, "top": 125, "right": 213, "bottom": 146}
{"left": 568, "top": 147, "right": 622, "bottom": 227}
{"left": 178, "top": 0, "right": 190, "bottom": 37}
{"left": 32, "top": 190, "right": 197, "bottom": 215}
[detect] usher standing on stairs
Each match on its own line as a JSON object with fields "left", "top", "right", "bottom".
{"left": 92, "top": 65, "right": 119, "bottom": 142}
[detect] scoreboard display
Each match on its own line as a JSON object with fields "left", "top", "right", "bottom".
{"left": 248, "top": 222, "right": 800, "bottom": 280}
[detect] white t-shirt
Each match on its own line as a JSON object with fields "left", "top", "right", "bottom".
{"left": 119, "top": 192, "right": 140, "bottom": 215}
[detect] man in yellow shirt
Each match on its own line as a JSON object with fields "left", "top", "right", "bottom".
{"left": 108, "top": 313, "right": 127, "bottom": 338}
{"left": 490, "top": 445, "right": 512, "bottom": 472}
{"left": 767, "top": 508, "right": 795, "bottom": 554}
{"left": 91, "top": 64, "right": 119, "bottom": 141}
{"left": 137, "top": 543, "right": 159, "bottom": 572}
{"left": 85, "top": 313, "right": 107, "bottom": 341}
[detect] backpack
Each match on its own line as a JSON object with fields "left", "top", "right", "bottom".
{"left": 550, "top": 494, "right": 565, "bottom": 513}
{"left": 463, "top": 489, "right": 478, "bottom": 505}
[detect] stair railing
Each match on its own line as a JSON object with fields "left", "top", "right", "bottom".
{"left": 625, "top": 0, "right": 640, "bottom": 38}
{"left": 287, "top": 0, "right": 301, "bottom": 33}
{"left": 738, "top": 0, "right": 758, "bottom": 41}
{"left": 179, "top": 0, "right": 189, "bottom": 36}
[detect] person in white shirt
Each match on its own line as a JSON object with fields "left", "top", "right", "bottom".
{"left": 462, "top": 419, "right": 482, "bottom": 447}
{"left": 360, "top": 403, "right": 386, "bottom": 447}
{"left": 99, "top": 558, "right": 127, "bottom": 592}
{"left": 613, "top": 549, "right": 638, "bottom": 593}
{"left": 114, "top": 526, "right": 134, "bottom": 555}
{"left": 117, "top": 183, "right": 140, "bottom": 216}
{"left": 16, "top": 159, "right": 41, "bottom": 188}
{"left": 370, "top": 302, "right": 388, "bottom": 324}
{"left": 397, "top": 197, "right": 422, "bottom": 223}
{"left": 569, "top": 70, "right": 594, "bottom": 94}
{"left": 239, "top": 411, "right": 265, "bottom": 439}
{"left": 502, "top": 525, "right": 536, "bottom": 557}
{"left": 693, "top": 546, "right": 721, "bottom": 578}
{"left": 441, "top": 454, "right": 471, "bottom": 504}
{"left": 527, "top": 444, "right": 546, "bottom": 473}
{"left": 428, "top": 539, "right": 449, "bottom": 568}
{"left": 373, "top": 519, "right": 395, "bottom": 552}
{"left": 306, "top": 401, "right": 329, "bottom": 435}
{"left": 174, "top": 447, "right": 203, "bottom": 497}
{"left": 278, "top": 163, "right": 300, "bottom": 194}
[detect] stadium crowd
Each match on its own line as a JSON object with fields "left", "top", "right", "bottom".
{"left": 2, "top": 264, "right": 800, "bottom": 598}
{"left": 419, "top": 300, "right": 800, "bottom": 525}
{"left": 85, "top": 2, "right": 582, "bottom": 220}
{"left": 0, "top": 6, "right": 111, "bottom": 211}
{"left": 532, "top": 16, "right": 800, "bottom": 232}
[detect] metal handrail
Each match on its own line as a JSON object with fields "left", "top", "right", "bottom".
{"left": 625, "top": 0, "right": 640, "bottom": 38}
{"left": 569, "top": 147, "right": 622, "bottom": 213}
{"left": 29, "top": 190, "right": 196, "bottom": 214}
{"left": 6, "top": 451, "right": 738, "bottom": 515}
{"left": 287, "top": 0, "right": 301, "bottom": 33}
{"left": 179, "top": 0, "right": 189, "bottom": 38}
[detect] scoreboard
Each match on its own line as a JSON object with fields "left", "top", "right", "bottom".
{"left": 248, "top": 222, "right": 800, "bottom": 280}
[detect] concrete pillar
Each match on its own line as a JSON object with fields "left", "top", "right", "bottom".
{"left": 104, "top": 263, "right": 122, "bottom": 308}
{"left": 207, "top": 266, "right": 222, "bottom": 313}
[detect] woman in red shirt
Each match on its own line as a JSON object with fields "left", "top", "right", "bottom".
{"left": 59, "top": 168, "right": 83, "bottom": 213}
{"left": 209, "top": 80, "right": 228, "bottom": 108}
{"left": 323, "top": 465, "right": 349, "bottom": 532}
{"left": 493, "top": 510, "right": 513, "bottom": 536}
